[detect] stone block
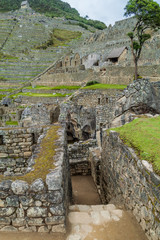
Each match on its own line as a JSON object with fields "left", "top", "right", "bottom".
{"left": 12, "top": 218, "right": 26, "bottom": 227}
{"left": 52, "top": 224, "right": 66, "bottom": 233}
{"left": 27, "top": 218, "right": 44, "bottom": 226}
{"left": 6, "top": 195, "right": 19, "bottom": 207}
{"left": 38, "top": 226, "right": 49, "bottom": 233}
{"left": 46, "top": 169, "right": 62, "bottom": 191}
{"left": 50, "top": 203, "right": 64, "bottom": 216}
{"left": 0, "top": 217, "right": 11, "bottom": 225}
{"left": 47, "top": 190, "right": 63, "bottom": 204}
{"left": 0, "top": 226, "right": 18, "bottom": 232}
{"left": 24, "top": 152, "right": 32, "bottom": 158}
{"left": 27, "top": 207, "right": 47, "bottom": 218}
{"left": 11, "top": 180, "right": 29, "bottom": 195}
{"left": 30, "top": 179, "right": 45, "bottom": 192}
{"left": 0, "top": 207, "right": 15, "bottom": 217}
{"left": 0, "top": 153, "right": 8, "bottom": 158}
{"left": 45, "top": 216, "right": 65, "bottom": 225}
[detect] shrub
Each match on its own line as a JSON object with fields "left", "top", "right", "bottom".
{"left": 86, "top": 80, "right": 100, "bottom": 86}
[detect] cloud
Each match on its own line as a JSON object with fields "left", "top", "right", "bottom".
{"left": 65, "top": 0, "right": 160, "bottom": 26}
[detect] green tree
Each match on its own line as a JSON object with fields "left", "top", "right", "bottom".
{"left": 124, "top": 0, "right": 160, "bottom": 80}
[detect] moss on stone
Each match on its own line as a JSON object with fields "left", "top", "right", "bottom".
{"left": 0, "top": 125, "right": 60, "bottom": 184}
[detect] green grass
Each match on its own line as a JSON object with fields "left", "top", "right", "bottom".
{"left": 35, "top": 28, "right": 82, "bottom": 49}
{"left": 0, "top": 94, "right": 6, "bottom": 100}
{"left": 5, "top": 121, "right": 18, "bottom": 126}
{"left": 109, "top": 116, "right": 160, "bottom": 174}
{"left": 10, "top": 92, "right": 72, "bottom": 98}
{"left": 0, "top": 88, "right": 15, "bottom": 92}
{"left": 25, "top": 85, "right": 81, "bottom": 90}
{"left": 82, "top": 84, "right": 127, "bottom": 90}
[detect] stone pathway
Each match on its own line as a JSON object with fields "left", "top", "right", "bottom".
{"left": 67, "top": 204, "right": 123, "bottom": 240}
{"left": 67, "top": 204, "right": 148, "bottom": 240}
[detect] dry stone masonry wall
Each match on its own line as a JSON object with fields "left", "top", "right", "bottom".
{"left": 0, "top": 125, "right": 71, "bottom": 233}
{"left": 100, "top": 131, "right": 160, "bottom": 240}
{"left": 0, "top": 127, "right": 43, "bottom": 175}
{"left": 68, "top": 140, "right": 96, "bottom": 175}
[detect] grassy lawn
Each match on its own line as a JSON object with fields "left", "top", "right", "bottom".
{"left": 10, "top": 92, "right": 72, "bottom": 98}
{"left": 109, "top": 116, "right": 160, "bottom": 174}
{"left": 82, "top": 83, "right": 127, "bottom": 90}
{"left": 35, "top": 28, "right": 82, "bottom": 49}
{"left": 0, "top": 88, "right": 15, "bottom": 92}
{"left": 25, "top": 85, "right": 81, "bottom": 90}
{"left": 5, "top": 121, "right": 18, "bottom": 126}
{"left": 0, "top": 94, "right": 6, "bottom": 100}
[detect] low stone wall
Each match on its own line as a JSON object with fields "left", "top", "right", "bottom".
{"left": 68, "top": 140, "right": 97, "bottom": 175}
{"left": 72, "top": 89, "right": 122, "bottom": 108}
{"left": 0, "top": 125, "right": 71, "bottom": 233}
{"left": 0, "top": 127, "right": 43, "bottom": 175}
{"left": 101, "top": 130, "right": 160, "bottom": 240}
{"left": 101, "top": 65, "right": 160, "bottom": 85}
{"left": 17, "top": 96, "right": 66, "bottom": 105}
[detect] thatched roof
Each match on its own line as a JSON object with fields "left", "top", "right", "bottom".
{"left": 107, "top": 46, "right": 127, "bottom": 59}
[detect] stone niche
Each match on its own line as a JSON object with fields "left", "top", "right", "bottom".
{"left": 0, "top": 125, "right": 71, "bottom": 233}
{"left": 100, "top": 130, "right": 160, "bottom": 240}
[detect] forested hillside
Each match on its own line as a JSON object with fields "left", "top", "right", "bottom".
{"left": 0, "top": 0, "right": 106, "bottom": 30}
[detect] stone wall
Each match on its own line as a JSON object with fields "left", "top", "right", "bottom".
{"left": 0, "top": 127, "right": 43, "bottom": 175}
{"left": 100, "top": 130, "right": 160, "bottom": 240}
{"left": 0, "top": 125, "right": 71, "bottom": 233}
{"left": 68, "top": 140, "right": 97, "bottom": 175}
{"left": 100, "top": 65, "right": 160, "bottom": 85}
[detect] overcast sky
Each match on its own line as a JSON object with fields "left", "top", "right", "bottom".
{"left": 65, "top": 0, "right": 160, "bottom": 26}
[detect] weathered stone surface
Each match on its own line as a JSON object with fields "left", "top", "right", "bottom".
{"left": 27, "top": 207, "right": 47, "bottom": 218}
{"left": 47, "top": 190, "right": 63, "bottom": 204}
{"left": 24, "top": 152, "right": 32, "bottom": 158}
{"left": 27, "top": 218, "right": 44, "bottom": 226}
{"left": 12, "top": 218, "right": 26, "bottom": 227}
{"left": 69, "top": 212, "right": 92, "bottom": 225}
{"left": 11, "top": 180, "right": 29, "bottom": 195}
{"left": 16, "top": 208, "right": 25, "bottom": 218}
{"left": 45, "top": 216, "right": 65, "bottom": 225}
{"left": 52, "top": 224, "right": 66, "bottom": 233}
{"left": 30, "top": 179, "right": 45, "bottom": 192}
{"left": 0, "top": 180, "right": 12, "bottom": 191}
{"left": 0, "top": 226, "right": 18, "bottom": 232}
{"left": 0, "top": 217, "right": 11, "bottom": 225}
{"left": 19, "top": 196, "right": 33, "bottom": 206}
{"left": 0, "top": 200, "right": 5, "bottom": 207}
{"left": 50, "top": 203, "right": 64, "bottom": 215}
{"left": 6, "top": 195, "right": 19, "bottom": 207}
{"left": 0, "top": 153, "right": 8, "bottom": 158}
{"left": 46, "top": 169, "right": 62, "bottom": 191}
{"left": 21, "top": 226, "right": 37, "bottom": 232}
{"left": 0, "top": 207, "right": 15, "bottom": 217}
{"left": 38, "top": 226, "right": 49, "bottom": 233}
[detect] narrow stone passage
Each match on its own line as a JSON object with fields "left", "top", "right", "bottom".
{"left": 67, "top": 175, "right": 148, "bottom": 240}
{"left": 71, "top": 176, "right": 101, "bottom": 205}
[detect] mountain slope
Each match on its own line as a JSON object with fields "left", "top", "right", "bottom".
{"left": 0, "top": 0, "right": 106, "bottom": 30}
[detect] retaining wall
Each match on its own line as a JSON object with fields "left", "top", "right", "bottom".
{"left": 100, "top": 130, "right": 160, "bottom": 240}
